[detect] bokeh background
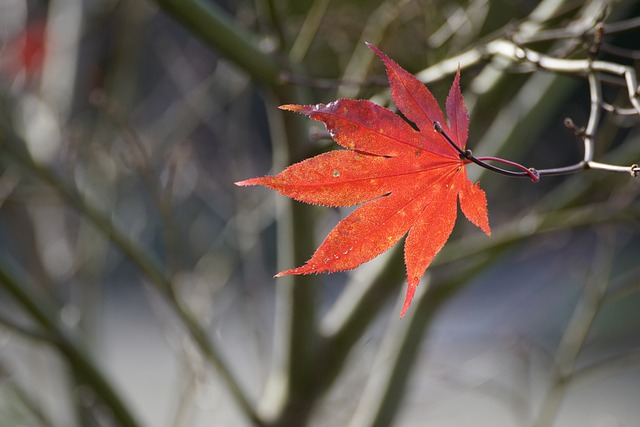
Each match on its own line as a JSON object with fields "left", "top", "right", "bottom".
{"left": 0, "top": 0, "right": 639, "bottom": 426}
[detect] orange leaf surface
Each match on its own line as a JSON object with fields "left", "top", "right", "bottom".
{"left": 236, "top": 44, "right": 490, "bottom": 317}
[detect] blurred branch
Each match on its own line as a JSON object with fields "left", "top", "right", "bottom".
{"left": 567, "top": 266, "right": 640, "bottom": 386}
{"left": 601, "top": 265, "right": 640, "bottom": 305}
{"left": 151, "top": 0, "right": 281, "bottom": 88}
{"left": 416, "top": 0, "right": 610, "bottom": 84}
{"left": 255, "top": 104, "right": 319, "bottom": 427}
{"left": 149, "top": 3, "right": 322, "bottom": 425}
{"left": 438, "top": 201, "right": 640, "bottom": 268}
{"left": 0, "top": 126, "right": 262, "bottom": 426}
{"left": 338, "top": 0, "right": 413, "bottom": 99}
{"left": 324, "top": 195, "right": 640, "bottom": 357}
{"left": 531, "top": 230, "right": 616, "bottom": 427}
{"left": 90, "top": 89, "right": 187, "bottom": 278}
{"left": 0, "top": 261, "right": 142, "bottom": 427}
{"left": 315, "top": 245, "right": 406, "bottom": 393}
{"left": 601, "top": 16, "right": 640, "bottom": 34}
{"left": 571, "top": 347, "right": 640, "bottom": 387}
{"left": 1, "top": 373, "right": 57, "bottom": 427}
{"left": 0, "top": 311, "right": 52, "bottom": 342}
{"left": 346, "top": 275, "right": 435, "bottom": 427}
{"left": 289, "top": 0, "right": 330, "bottom": 63}
{"left": 416, "top": 40, "right": 640, "bottom": 114}
{"left": 347, "top": 255, "right": 497, "bottom": 427}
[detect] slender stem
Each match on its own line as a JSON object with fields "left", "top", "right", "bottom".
{"left": 434, "top": 122, "right": 540, "bottom": 182}
{"left": 433, "top": 122, "right": 639, "bottom": 181}
{"left": 536, "top": 163, "right": 586, "bottom": 176}
{"left": 7, "top": 380, "right": 57, "bottom": 427}
{"left": 433, "top": 122, "right": 464, "bottom": 156}
{"left": 467, "top": 154, "right": 540, "bottom": 182}
{"left": 0, "top": 311, "right": 52, "bottom": 342}
{"left": 476, "top": 156, "right": 536, "bottom": 175}
{"left": 583, "top": 71, "right": 599, "bottom": 162}
{"left": 289, "top": 0, "right": 330, "bottom": 63}
{"left": 603, "top": 16, "right": 640, "bottom": 34}
{"left": 589, "top": 161, "right": 640, "bottom": 176}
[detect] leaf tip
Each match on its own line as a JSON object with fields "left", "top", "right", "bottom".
{"left": 279, "top": 104, "right": 303, "bottom": 112}
{"left": 400, "top": 282, "right": 418, "bottom": 318}
{"left": 235, "top": 178, "right": 261, "bottom": 187}
{"left": 275, "top": 268, "right": 298, "bottom": 277}
{"left": 366, "top": 42, "right": 384, "bottom": 59}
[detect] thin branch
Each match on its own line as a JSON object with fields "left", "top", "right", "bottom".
{"left": 488, "top": 40, "right": 640, "bottom": 114}
{"left": 347, "top": 255, "right": 503, "bottom": 427}
{"left": 415, "top": 39, "right": 640, "bottom": 116}
{"left": 436, "top": 122, "right": 617, "bottom": 181}
{"left": 602, "top": 16, "right": 640, "bottom": 35}
{"left": 289, "top": 0, "right": 330, "bottom": 63}
{"left": 601, "top": 102, "right": 640, "bottom": 116}
{"left": 436, "top": 202, "right": 640, "bottom": 268}
{"left": 571, "top": 348, "right": 640, "bottom": 387}
{"left": 0, "top": 311, "right": 53, "bottom": 342}
{"left": 599, "top": 43, "right": 640, "bottom": 60}
{"left": 433, "top": 59, "right": 640, "bottom": 181}
{"left": 337, "top": 0, "right": 414, "bottom": 99}
{"left": 601, "top": 265, "right": 640, "bottom": 305}
{"left": 3, "top": 377, "right": 57, "bottom": 427}
{"left": 583, "top": 70, "right": 599, "bottom": 162}
{"left": 346, "top": 275, "right": 436, "bottom": 427}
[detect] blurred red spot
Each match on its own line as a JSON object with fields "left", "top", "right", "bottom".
{"left": 3, "top": 20, "right": 47, "bottom": 81}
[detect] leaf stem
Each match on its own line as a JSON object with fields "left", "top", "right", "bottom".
{"left": 434, "top": 122, "right": 540, "bottom": 182}
{"left": 475, "top": 156, "right": 541, "bottom": 182}
{"left": 433, "top": 122, "right": 640, "bottom": 181}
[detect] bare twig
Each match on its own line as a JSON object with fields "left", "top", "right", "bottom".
{"left": 429, "top": 37, "right": 640, "bottom": 180}
{"left": 416, "top": 39, "right": 640, "bottom": 114}
{"left": 602, "top": 16, "right": 640, "bottom": 34}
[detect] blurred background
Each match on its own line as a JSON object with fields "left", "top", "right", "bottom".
{"left": 0, "top": 0, "right": 639, "bottom": 426}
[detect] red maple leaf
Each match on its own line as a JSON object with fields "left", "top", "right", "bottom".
{"left": 237, "top": 44, "right": 490, "bottom": 316}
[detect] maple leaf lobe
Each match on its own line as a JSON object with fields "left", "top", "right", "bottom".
{"left": 445, "top": 67, "right": 469, "bottom": 149}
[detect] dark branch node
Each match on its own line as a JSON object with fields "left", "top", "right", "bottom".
{"left": 586, "top": 23, "right": 604, "bottom": 58}
{"left": 564, "top": 117, "right": 586, "bottom": 136}
{"left": 460, "top": 149, "right": 473, "bottom": 160}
